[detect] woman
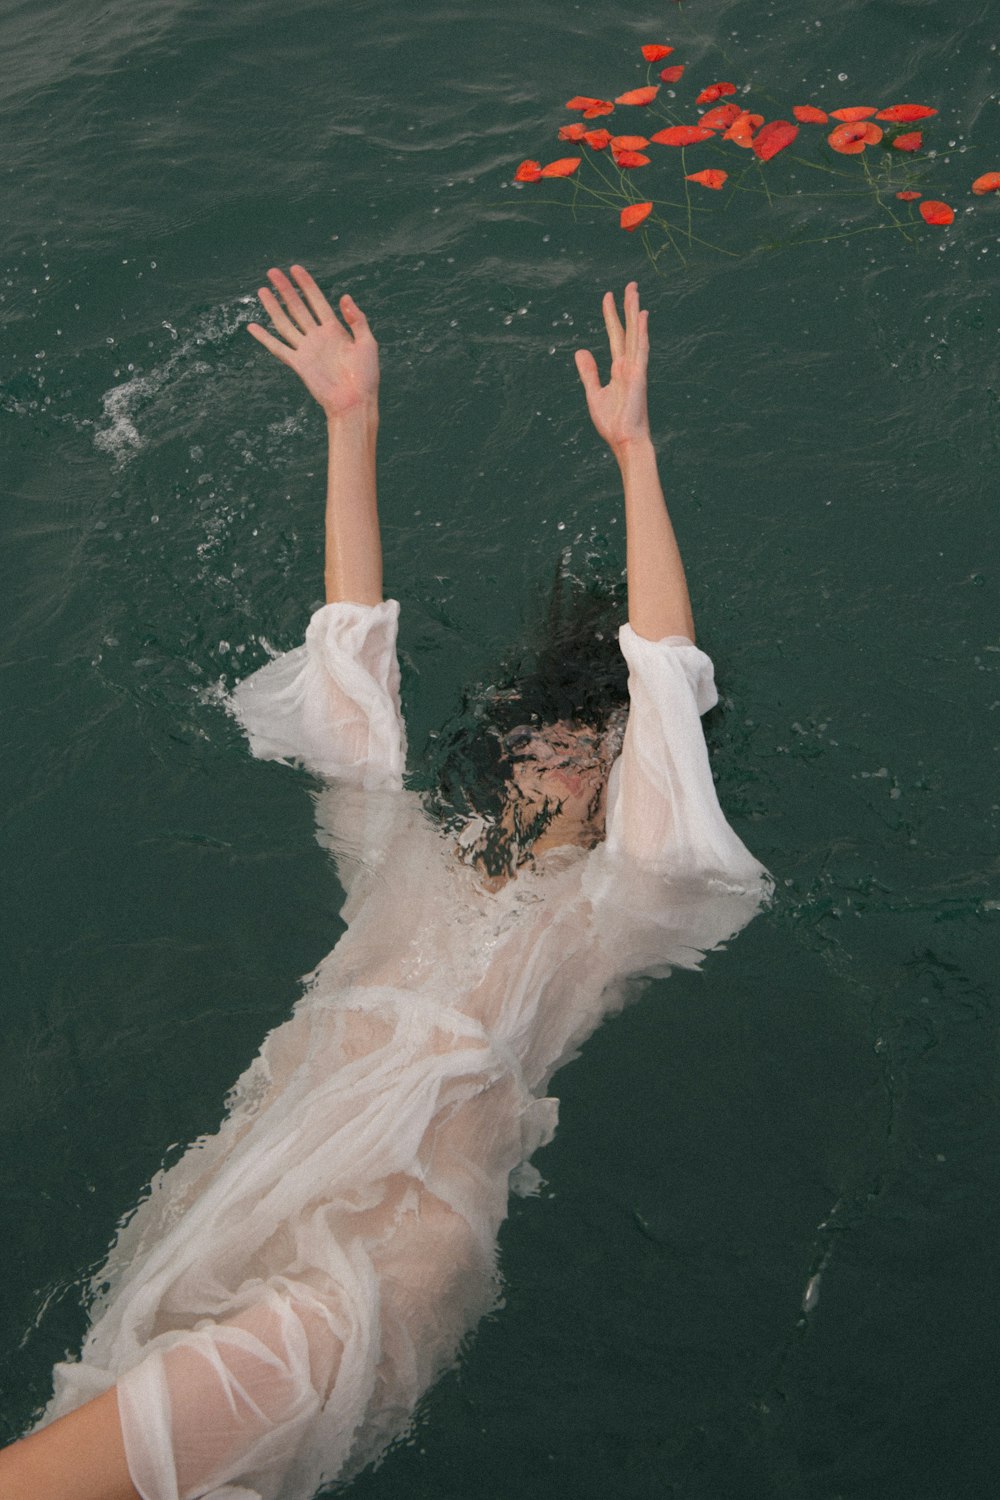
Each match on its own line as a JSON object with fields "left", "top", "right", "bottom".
{"left": 0, "top": 269, "right": 770, "bottom": 1500}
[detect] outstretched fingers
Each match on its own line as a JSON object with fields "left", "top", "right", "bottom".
{"left": 574, "top": 347, "right": 602, "bottom": 396}
{"left": 339, "top": 293, "right": 374, "bottom": 342}
{"left": 258, "top": 285, "right": 304, "bottom": 347}
{"left": 266, "top": 267, "right": 318, "bottom": 335}
{"left": 246, "top": 320, "right": 296, "bottom": 364}
{"left": 290, "top": 264, "right": 337, "bottom": 326}
{"left": 623, "top": 281, "right": 640, "bottom": 362}
{"left": 602, "top": 290, "right": 625, "bottom": 362}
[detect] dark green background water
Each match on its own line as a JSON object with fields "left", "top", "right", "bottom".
{"left": 2, "top": 0, "right": 998, "bottom": 1494}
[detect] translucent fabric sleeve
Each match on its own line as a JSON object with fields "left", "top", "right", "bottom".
{"left": 228, "top": 599, "right": 406, "bottom": 791}
{"left": 604, "top": 624, "right": 769, "bottom": 887}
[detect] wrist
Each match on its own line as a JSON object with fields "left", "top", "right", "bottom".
{"left": 324, "top": 398, "right": 379, "bottom": 432}
{"left": 611, "top": 431, "right": 654, "bottom": 469}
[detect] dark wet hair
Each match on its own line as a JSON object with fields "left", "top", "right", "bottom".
{"left": 422, "top": 554, "right": 630, "bottom": 871}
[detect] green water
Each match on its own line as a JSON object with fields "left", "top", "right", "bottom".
{"left": 2, "top": 0, "right": 999, "bottom": 1494}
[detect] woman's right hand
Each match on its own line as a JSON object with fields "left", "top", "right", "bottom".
{"left": 247, "top": 265, "right": 379, "bottom": 420}
{"left": 574, "top": 281, "right": 651, "bottom": 457}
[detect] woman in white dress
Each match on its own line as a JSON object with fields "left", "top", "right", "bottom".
{"left": 0, "top": 269, "right": 770, "bottom": 1500}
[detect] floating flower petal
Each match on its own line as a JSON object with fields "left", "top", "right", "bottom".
{"left": 752, "top": 119, "right": 799, "bottom": 161}
{"left": 685, "top": 169, "right": 728, "bottom": 189}
{"left": 615, "top": 85, "right": 660, "bottom": 106}
{"left": 641, "top": 44, "right": 673, "bottom": 62}
{"left": 892, "top": 131, "right": 922, "bottom": 152}
{"left": 919, "top": 199, "right": 954, "bottom": 225}
{"left": 610, "top": 135, "right": 650, "bottom": 151}
{"left": 650, "top": 124, "right": 716, "bottom": 146}
{"left": 895, "top": 190, "right": 921, "bottom": 201}
{"left": 620, "top": 201, "right": 653, "bottom": 231}
{"left": 972, "top": 171, "right": 1000, "bottom": 195}
{"left": 566, "top": 95, "right": 615, "bottom": 117}
{"left": 583, "top": 129, "right": 612, "bottom": 150}
{"left": 722, "top": 112, "right": 764, "bottom": 147}
{"left": 558, "top": 123, "right": 587, "bottom": 141}
{"left": 828, "top": 121, "right": 881, "bottom": 154}
{"left": 793, "top": 104, "right": 829, "bottom": 124}
{"left": 613, "top": 149, "right": 651, "bottom": 167}
{"left": 830, "top": 106, "right": 877, "bottom": 121}
{"left": 540, "top": 157, "right": 582, "bottom": 177}
{"left": 876, "top": 104, "right": 938, "bottom": 122}
{"left": 514, "top": 160, "right": 542, "bottom": 182}
{"left": 660, "top": 64, "right": 685, "bottom": 83}
{"left": 695, "top": 81, "right": 737, "bottom": 106}
{"left": 699, "top": 103, "right": 743, "bottom": 131}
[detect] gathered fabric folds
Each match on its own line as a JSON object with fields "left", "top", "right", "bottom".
{"left": 37, "top": 600, "right": 769, "bottom": 1500}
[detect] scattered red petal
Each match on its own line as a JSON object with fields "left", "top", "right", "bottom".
{"left": 828, "top": 121, "right": 881, "bottom": 154}
{"left": 610, "top": 135, "right": 650, "bottom": 151}
{"left": 615, "top": 85, "right": 660, "bottom": 106}
{"left": 699, "top": 103, "right": 743, "bottom": 131}
{"left": 641, "top": 44, "right": 673, "bottom": 62}
{"left": 685, "top": 169, "right": 728, "bottom": 190}
{"left": 660, "top": 64, "right": 685, "bottom": 83}
{"left": 539, "top": 157, "right": 582, "bottom": 177}
{"left": 919, "top": 199, "right": 954, "bottom": 225}
{"left": 650, "top": 124, "right": 716, "bottom": 146}
{"left": 752, "top": 119, "right": 799, "bottom": 162}
{"left": 514, "top": 159, "right": 542, "bottom": 182}
{"left": 793, "top": 104, "right": 829, "bottom": 124}
{"left": 583, "top": 129, "right": 612, "bottom": 150}
{"left": 830, "top": 106, "right": 877, "bottom": 122}
{"left": 972, "top": 171, "right": 1000, "bottom": 195}
{"left": 876, "top": 104, "right": 938, "bottom": 122}
{"left": 558, "top": 123, "right": 587, "bottom": 141}
{"left": 895, "top": 190, "right": 921, "bottom": 201}
{"left": 566, "top": 95, "right": 602, "bottom": 111}
{"left": 583, "top": 100, "right": 615, "bottom": 118}
{"left": 695, "top": 81, "right": 737, "bottom": 106}
{"left": 892, "top": 131, "right": 922, "bottom": 152}
{"left": 722, "top": 112, "right": 764, "bottom": 147}
{"left": 612, "top": 149, "right": 651, "bottom": 168}
{"left": 620, "top": 201, "right": 654, "bottom": 231}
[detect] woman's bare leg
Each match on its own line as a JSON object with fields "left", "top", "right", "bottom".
{"left": 0, "top": 1386, "right": 140, "bottom": 1500}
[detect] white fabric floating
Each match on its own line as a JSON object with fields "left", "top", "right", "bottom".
{"left": 38, "top": 600, "right": 769, "bottom": 1500}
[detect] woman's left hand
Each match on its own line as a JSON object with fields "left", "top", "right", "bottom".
{"left": 248, "top": 265, "right": 379, "bottom": 420}
{"left": 574, "top": 281, "right": 651, "bottom": 458}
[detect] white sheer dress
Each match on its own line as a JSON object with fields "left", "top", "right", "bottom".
{"left": 38, "top": 599, "right": 770, "bottom": 1500}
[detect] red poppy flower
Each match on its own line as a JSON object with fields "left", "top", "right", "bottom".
{"left": 752, "top": 119, "right": 799, "bottom": 162}
{"left": 919, "top": 200, "right": 954, "bottom": 225}
{"left": 583, "top": 129, "right": 612, "bottom": 150}
{"left": 514, "top": 160, "right": 542, "bottom": 182}
{"left": 699, "top": 103, "right": 743, "bottom": 131}
{"left": 610, "top": 135, "right": 650, "bottom": 152}
{"left": 876, "top": 104, "right": 938, "bottom": 123}
{"left": 830, "top": 106, "right": 877, "bottom": 122}
{"left": 828, "top": 121, "right": 883, "bottom": 154}
{"left": 620, "top": 201, "right": 653, "bottom": 231}
{"left": 722, "top": 112, "right": 764, "bottom": 147}
{"left": 613, "top": 149, "right": 651, "bottom": 168}
{"left": 566, "top": 95, "right": 615, "bottom": 118}
{"left": 793, "top": 105, "right": 829, "bottom": 124}
{"left": 972, "top": 171, "right": 1000, "bottom": 195}
{"left": 892, "top": 131, "right": 922, "bottom": 152}
{"left": 641, "top": 44, "right": 673, "bottom": 62}
{"left": 660, "top": 64, "right": 685, "bottom": 83}
{"left": 650, "top": 125, "right": 716, "bottom": 146}
{"left": 615, "top": 86, "right": 660, "bottom": 107}
{"left": 685, "top": 169, "right": 728, "bottom": 190}
{"left": 896, "top": 190, "right": 921, "bottom": 201}
{"left": 695, "top": 81, "right": 737, "bottom": 106}
{"left": 558, "top": 123, "right": 587, "bottom": 142}
{"left": 539, "top": 157, "right": 582, "bottom": 177}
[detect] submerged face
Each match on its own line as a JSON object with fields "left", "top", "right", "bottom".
{"left": 501, "top": 719, "right": 613, "bottom": 853}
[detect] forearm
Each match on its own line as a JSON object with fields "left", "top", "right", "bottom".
{"left": 0, "top": 1387, "right": 139, "bottom": 1500}
{"left": 324, "top": 401, "right": 382, "bottom": 606}
{"left": 615, "top": 435, "right": 695, "bottom": 643}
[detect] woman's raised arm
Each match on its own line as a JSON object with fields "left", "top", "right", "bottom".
{"left": 249, "top": 265, "right": 383, "bottom": 606}
{"left": 574, "top": 282, "right": 695, "bottom": 643}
